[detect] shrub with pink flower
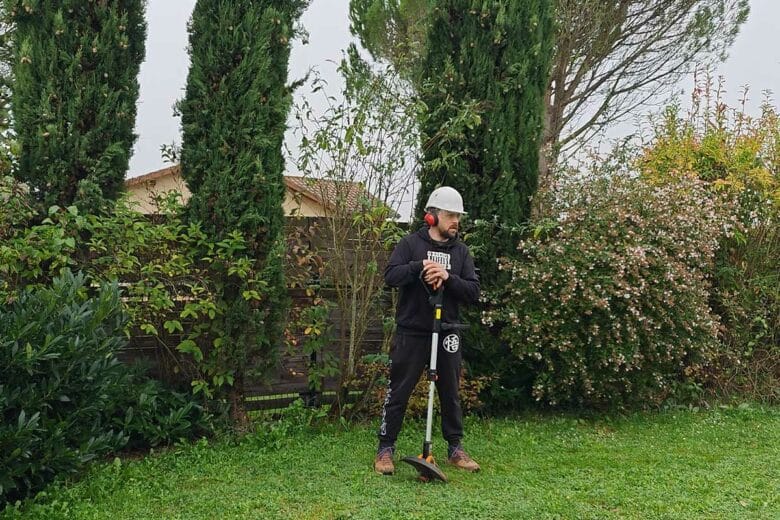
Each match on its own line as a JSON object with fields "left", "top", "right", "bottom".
{"left": 484, "top": 169, "right": 736, "bottom": 408}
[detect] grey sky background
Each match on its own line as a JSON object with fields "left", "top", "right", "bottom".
{"left": 128, "top": 0, "right": 780, "bottom": 179}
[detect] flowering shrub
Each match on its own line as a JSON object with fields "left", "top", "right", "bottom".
{"left": 484, "top": 170, "right": 735, "bottom": 408}
{"left": 638, "top": 81, "right": 779, "bottom": 401}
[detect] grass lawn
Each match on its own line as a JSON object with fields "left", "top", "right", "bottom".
{"left": 2, "top": 405, "right": 778, "bottom": 519}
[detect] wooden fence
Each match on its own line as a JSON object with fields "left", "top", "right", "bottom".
{"left": 119, "top": 217, "right": 401, "bottom": 410}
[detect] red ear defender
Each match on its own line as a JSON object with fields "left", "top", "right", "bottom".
{"left": 424, "top": 212, "right": 438, "bottom": 227}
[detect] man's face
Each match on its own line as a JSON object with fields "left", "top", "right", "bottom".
{"left": 436, "top": 210, "right": 462, "bottom": 238}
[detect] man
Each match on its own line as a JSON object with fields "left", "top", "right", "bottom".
{"left": 374, "top": 186, "right": 481, "bottom": 475}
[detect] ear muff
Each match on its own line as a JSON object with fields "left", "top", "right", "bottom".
{"left": 424, "top": 212, "right": 438, "bottom": 227}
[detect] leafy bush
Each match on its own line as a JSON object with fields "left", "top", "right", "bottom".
{"left": 0, "top": 271, "right": 212, "bottom": 506}
{"left": 0, "top": 176, "right": 35, "bottom": 239}
{"left": 111, "top": 375, "right": 213, "bottom": 451}
{"left": 0, "top": 198, "right": 271, "bottom": 401}
{"left": 484, "top": 169, "right": 735, "bottom": 409}
{"left": 712, "top": 222, "right": 780, "bottom": 401}
{"left": 292, "top": 54, "right": 416, "bottom": 417}
{"left": 0, "top": 271, "right": 129, "bottom": 504}
{"left": 639, "top": 81, "right": 779, "bottom": 401}
{"left": 285, "top": 298, "right": 339, "bottom": 393}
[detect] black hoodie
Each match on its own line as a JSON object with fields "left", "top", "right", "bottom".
{"left": 384, "top": 226, "right": 480, "bottom": 335}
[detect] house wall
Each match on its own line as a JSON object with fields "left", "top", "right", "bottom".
{"left": 126, "top": 173, "right": 192, "bottom": 214}
{"left": 125, "top": 173, "right": 326, "bottom": 216}
{"left": 284, "top": 191, "right": 325, "bottom": 217}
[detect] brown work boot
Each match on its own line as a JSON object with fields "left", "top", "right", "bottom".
{"left": 374, "top": 447, "right": 395, "bottom": 475}
{"left": 447, "top": 446, "right": 480, "bottom": 472}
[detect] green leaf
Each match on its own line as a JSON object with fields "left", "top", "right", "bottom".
{"left": 177, "top": 339, "right": 203, "bottom": 362}
{"left": 242, "top": 290, "right": 262, "bottom": 301}
{"left": 164, "top": 320, "right": 184, "bottom": 334}
{"left": 181, "top": 305, "right": 199, "bottom": 319}
{"left": 140, "top": 323, "right": 158, "bottom": 336}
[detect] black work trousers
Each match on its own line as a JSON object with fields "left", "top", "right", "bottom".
{"left": 377, "top": 331, "right": 463, "bottom": 449}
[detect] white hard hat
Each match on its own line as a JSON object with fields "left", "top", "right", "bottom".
{"left": 425, "top": 186, "right": 466, "bottom": 214}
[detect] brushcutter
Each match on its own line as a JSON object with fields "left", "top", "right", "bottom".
{"left": 401, "top": 279, "right": 467, "bottom": 483}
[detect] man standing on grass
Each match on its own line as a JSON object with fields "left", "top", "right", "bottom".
{"left": 374, "top": 186, "right": 481, "bottom": 475}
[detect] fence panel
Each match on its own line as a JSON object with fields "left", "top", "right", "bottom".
{"left": 122, "top": 217, "right": 403, "bottom": 410}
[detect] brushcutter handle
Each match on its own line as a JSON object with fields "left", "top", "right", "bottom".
{"left": 441, "top": 323, "right": 469, "bottom": 332}
{"left": 429, "top": 289, "right": 444, "bottom": 307}
{"left": 419, "top": 270, "right": 444, "bottom": 306}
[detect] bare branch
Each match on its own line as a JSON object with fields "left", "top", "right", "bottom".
{"left": 544, "top": 0, "right": 749, "bottom": 166}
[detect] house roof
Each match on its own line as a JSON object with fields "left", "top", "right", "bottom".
{"left": 283, "top": 175, "right": 380, "bottom": 214}
{"left": 125, "top": 165, "right": 180, "bottom": 187}
{"left": 125, "top": 165, "right": 392, "bottom": 215}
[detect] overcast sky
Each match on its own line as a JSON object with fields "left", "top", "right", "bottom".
{"left": 128, "top": 0, "right": 780, "bottom": 178}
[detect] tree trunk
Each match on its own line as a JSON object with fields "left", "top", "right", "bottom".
{"left": 229, "top": 374, "right": 251, "bottom": 432}
{"left": 534, "top": 82, "right": 561, "bottom": 219}
{"left": 538, "top": 84, "right": 555, "bottom": 190}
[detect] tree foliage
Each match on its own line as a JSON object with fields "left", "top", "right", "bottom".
{"left": 6, "top": 0, "right": 146, "bottom": 213}
{"left": 349, "top": 0, "right": 433, "bottom": 82}
{"left": 541, "top": 0, "right": 749, "bottom": 177}
{"left": 416, "top": 0, "right": 555, "bottom": 283}
{"left": 349, "top": 0, "right": 750, "bottom": 182}
{"left": 179, "top": 0, "right": 308, "bottom": 424}
{"left": 181, "top": 0, "right": 307, "bottom": 242}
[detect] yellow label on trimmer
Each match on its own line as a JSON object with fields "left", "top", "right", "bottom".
{"left": 436, "top": 309, "right": 441, "bottom": 320}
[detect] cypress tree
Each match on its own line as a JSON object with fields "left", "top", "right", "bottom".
{"left": 7, "top": 0, "right": 146, "bottom": 212}
{"left": 417, "top": 1, "right": 554, "bottom": 407}
{"left": 180, "top": 0, "right": 308, "bottom": 421}
{"left": 417, "top": 1, "right": 554, "bottom": 282}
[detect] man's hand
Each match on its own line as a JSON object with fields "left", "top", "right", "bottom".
{"left": 422, "top": 260, "right": 449, "bottom": 290}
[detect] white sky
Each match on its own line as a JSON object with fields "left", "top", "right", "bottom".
{"left": 128, "top": 0, "right": 780, "bottom": 178}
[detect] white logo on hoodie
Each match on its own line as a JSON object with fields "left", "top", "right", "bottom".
{"left": 427, "top": 251, "right": 451, "bottom": 270}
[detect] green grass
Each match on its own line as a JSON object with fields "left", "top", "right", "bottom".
{"left": 3, "top": 405, "right": 779, "bottom": 519}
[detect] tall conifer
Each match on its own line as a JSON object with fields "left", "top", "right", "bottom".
{"left": 417, "top": 1, "right": 555, "bottom": 401}
{"left": 180, "top": 0, "right": 308, "bottom": 420}
{"left": 8, "top": 0, "right": 146, "bottom": 212}
{"left": 417, "top": 1, "right": 554, "bottom": 282}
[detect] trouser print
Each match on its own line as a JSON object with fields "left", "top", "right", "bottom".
{"left": 377, "top": 331, "right": 463, "bottom": 448}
